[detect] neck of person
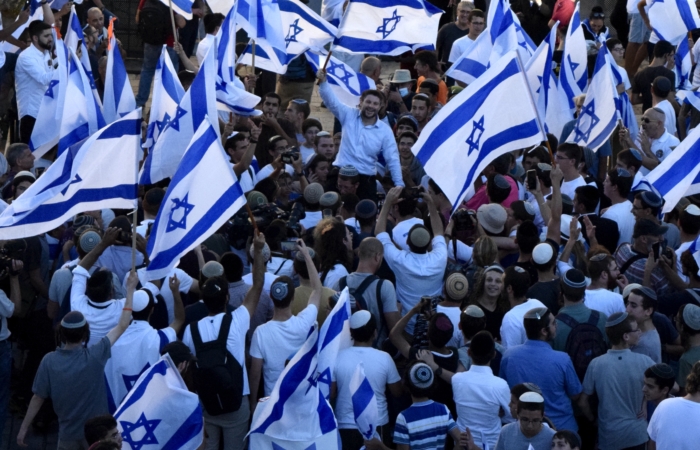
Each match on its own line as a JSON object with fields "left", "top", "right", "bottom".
{"left": 354, "top": 261, "right": 376, "bottom": 275}
{"left": 508, "top": 295, "right": 527, "bottom": 309}
{"left": 439, "top": 297, "right": 462, "bottom": 308}
{"left": 353, "top": 340, "right": 373, "bottom": 348}
{"left": 455, "top": 20, "right": 469, "bottom": 31}
{"left": 468, "top": 31, "right": 479, "bottom": 40}
{"left": 611, "top": 342, "right": 630, "bottom": 350}
{"left": 63, "top": 342, "right": 84, "bottom": 351}
{"left": 563, "top": 169, "right": 581, "bottom": 182}
{"left": 632, "top": 241, "right": 650, "bottom": 256}
{"left": 563, "top": 297, "right": 584, "bottom": 308}
{"left": 688, "top": 277, "right": 700, "bottom": 289}
{"left": 649, "top": 57, "right": 666, "bottom": 67}
{"left": 299, "top": 277, "right": 312, "bottom": 288}
{"left": 144, "top": 212, "right": 156, "bottom": 221}
{"left": 685, "top": 391, "right": 700, "bottom": 403}
{"left": 411, "top": 395, "right": 431, "bottom": 403}
{"left": 272, "top": 307, "right": 292, "bottom": 321}
{"left": 609, "top": 193, "right": 627, "bottom": 205}
{"left": 361, "top": 224, "right": 374, "bottom": 234}
{"left": 537, "top": 270, "right": 556, "bottom": 283}
{"left": 680, "top": 231, "right": 698, "bottom": 244}
{"left": 687, "top": 333, "right": 700, "bottom": 349}
{"left": 638, "top": 317, "right": 654, "bottom": 333}
{"left": 587, "top": 277, "right": 608, "bottom": 290}
{"left": 479, "top": 294, "right": 499, "bottom": 311}
{"left": 361, "top": 114, "right": 378, "bottom": 127}
{"left": 428, "top": 343, "right": 450, "bottom": 355}
{"left": 517, "top": 252, "right": 531, "bottom": 263}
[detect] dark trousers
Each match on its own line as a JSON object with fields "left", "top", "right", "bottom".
{"left": 339, "top": 425, "right": 388, "bottom": 450}
{"left": 19, "top": 116, "right": 36, "bottom": 144}
{"left": 356, "top": 174, "right": 378, "bottom": 203}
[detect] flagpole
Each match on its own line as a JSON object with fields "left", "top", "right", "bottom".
{"left": 131, "top": 207, "right": 138, "bottom": 274}
{"left": 316, "top": 51, "right": 333, "bottom": 85}
{"left": 249, "top": 40, "right": 256, "bottom": 94}
{"left": 167, "top": 0, "right": 179, "bottom": 45}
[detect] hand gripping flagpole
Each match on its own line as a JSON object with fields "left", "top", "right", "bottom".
{"left": 316, "top": 51, "right": 333, "bottom": 85}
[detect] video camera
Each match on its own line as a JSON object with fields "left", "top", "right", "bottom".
{"left": 227, "top": 202, "right": 306, "bottom": 250}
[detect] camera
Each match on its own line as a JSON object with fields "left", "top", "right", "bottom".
{"left": 118, "top": 230, "right": 132, "bottom": 244}
{"left": 412, "top": 295, "right": 442, "bottom": 349}
{"left": 0, "top": 239, "right": 27, "bottom": 274}
{"left": 228, "top": 203, "right": 295, "bottom": 249}
{"left": 281, "top": 150, "right": 299, "bottom": 164}
{"left": 453, "top": 209, "right": 475, "bottom": 232}
{"left": 402, "top": 186, "right": 424, "bottom": 202}
{"left": 287, "top": 201, "right": 306, "bottom": 232}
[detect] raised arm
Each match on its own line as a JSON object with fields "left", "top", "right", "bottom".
{"left": 106, "top": 271, "right": 137, "bottom": 345}
{"left": 421, "top": 191, "right": 443, "bottom": 237}
{"left": 79, "top": 227, "right": 119, "bottom": 271}
{"left": 297, "top": 239, "right": 321, "bottom": 310}
{"left": 546, "top": 167, "right": 563, "bottom": 246}
{"left": 242, "top": 231, "right": 266, "bottom": 317}
{"left": 389, "top": 298, "right": 427, "bottom": 358}
{"left": 375, "top": 186, "right": 403, "bottom": 235}
{"left": 168, "top": 274, "right": 186, "bottom": 333}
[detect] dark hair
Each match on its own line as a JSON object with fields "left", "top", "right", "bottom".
{"left": 28, "top": 20, "right": 51, "bottom": 38}
{"left": 606, "top": 38, "right": 622, "bottom": 52}
{"left": 262, "top": 92, "right": 281, "bottom": 104}
{"left": 350, "top": 313, "right": 377, "bottom": 342}
{"left": 314, "top": 218, "right": 351, "bottom": 274}
{"left": 459, "top": 311, "right": 487, "bottom": 341}
{"left": 177, "top": 70, "right": 196, "bottom": 89}
{"left": 504, "top": 266, "right": 530, "bottom": 299}
{"left": 59, "top": 322, "right": 90, "bottom": 345}
{"left": 575, "top": 185, "right": 600, "bottom": 213}
{"left": 468, "top": 9, "right": 485, "bottom": 21}
{"left": 341, "top": 194, "right": 360, "bottom": 215}
{"left": 293, "top": 252, "right": 318, "bottom": 280}
{"left": 396, "top": 188, "right": 419, "bottom": 217}
{"left": 254, "top": 178, "right": 278, "bottom": 203}
{"left": 630, "top": 288, "right": 657, "bottom": 312}
{"left": 143, "top": 188, "right": 165, "bottom": 216}
{"left": 397, "top": 131, "right": 418, "bottom": 145}
{"left": 396, "top": 115, "right": 418, "bottom": 133}
{"left": 681, "top": 249, "right": 700, "bottom": 282}
{"left": 652, "top": 76, "right": 672, "bottom": 98}
{"left": 644, "top": 366, "right": 676, "bottom": 392}
{"left": 679, "top": 208, "right": 700, "bottom": 235}
{"left": 302, "top": 118, "right": 322, "bottom": 134}
{"left": 267, "top": 135, "right": 287, "bottom": 154}
{"left": 428, "top": 178, "right": 444, "bottom": 197}
{"left": 469, "top": 330, "right": 495, "bottom": 365}
{"left": 415, "top": 51, "right": 440, "bottom": 73}
{"left": 412, "top": 93, "right": 431, "bottom": 109}
{"left": 534, "top": 163, "right": 552, "bottom": 188}
{"left": 516, "top": 221, "right": 539, "bottom": 254}
{"left": 486, "top": 174, "right": 511, "bottom": 204}
{"left": 308, "top": 154, "right": 330, "bottom": 174}
{"left": 288, "top": 98, "right": 310, "bottom": 119}
{"left": 418, "top": 78, "right": 440, "bottom": 96}
{"left": 6, "top": 143, "right": 29, "bottom": 167}
{"left": 553, "top": 430, "right": 581, "bottom": 449}
{"left": 607, "top": 168, "right": 633, "bottom": 197}
{"left": 203, "top": 13, "right": 225, "bottom": 33}
{"left": 606, "top": 315, "right": 635, "bottom": 345}
{"left": 524, "top": 146, "right": 551, "bottom": 165}
{"left": 523, "top": 309, "right": 552, "bottom": 340}
{"left": 558, "top": 142, "right": 583, "bottom": 163}
{"left": 224, "top": 133, "right": 249, "bottom": 155}
{"left": 617, "top": 149, "right": 643, "bottom": 172}
{"left": 428, "top": 313, "right": 454, "bottom": 348}
{"left": 560, "top": 277, "right": 586, "bottom": 303}
{"left": 634, "top": 192, "right": 661, "bottom": 216}
{"left": 404, "top": 360, "right": 434, "bottom": 397}
{"left": 220, "top": 252, "right": 244, "bottom": 282}
{"left": 653, "top": 40, "right": 675, "bottom": 58}
{"left": 588, "top": 253, "right": 613, "bottom": 281}
{"left": 84, "top": 415, "right": 118, "bottom": 445}
{"left": 490, "top": 153, "right": 512, "bottom": 175}
{"left": 201, "top": 276, "right": 229, "bottom": 314}
{"left": 360, "top": 89, "right": 384, "bottom": 103}
{"left": 89, "top": 442, "right": 121, "bottom": 450}
{"left": 86, "top": 270, "right": 113, "bottom": 303}
{"left": 686, "top": 361, "right": 700, "bottom": 394}
{"left": 517, "top": 398, "right": 545, "bottom": 414}
{"left": 131, "top": 289, "right": 156, "bottom": 321}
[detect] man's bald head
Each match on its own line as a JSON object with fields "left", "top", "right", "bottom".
{"left": 360, "top": 56, "right": 382, "bottom": 82}
{"left": 641, "top": 107, "right": 666, "bottom": 139}
{"left": 88, "top": 7, "right": 104, "bottom": 31}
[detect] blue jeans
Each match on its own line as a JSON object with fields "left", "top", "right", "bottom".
{"left": 135, "top": 43, "right": 179, "bottom": 107}
{"left": 0, "top": 339, "right": 11, "bottom": 444}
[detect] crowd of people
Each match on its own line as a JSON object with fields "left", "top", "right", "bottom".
{"left": 2, "top": 0, "right": 700, "bottom": 449}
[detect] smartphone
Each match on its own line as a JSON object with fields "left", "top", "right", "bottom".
{"left": 651, "top": 241, "right": 661, "bottom": 261}
{"left": 279, "top": 239, "right": 297, "bottom": 252}
{"left": 526, "top": 169, "right": 537, "bottom": 190}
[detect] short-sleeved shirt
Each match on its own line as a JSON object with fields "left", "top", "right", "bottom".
{"left": 631, "top": 328, "right": 662, "bottom": 363}
{"left": 647, "top": 397, "right": 700, "bottom": 447}
{"left": 33, "top": 336, "right": 112, "bottom": 440}
{"left": 344, "top": 272, "right": 398, "bottom": 344}
{"left": 582, "top": 349, "right": 655, "bottom": 449}
{"left": 632, "top": 66, "right": 675, "bottom": 112}
{"left": 182, "top": 308, "right": 251, "bottom": 396}
{"left": 332, "top": 346, "right": 401, "bottom": 428}
{"left": 602, "top": 200, "right": 634, "bottom": 248}
{"left": 500, "top": 299, "right": 547, "bottom": 349}
{"left": 250, "top": 305, "right": 317, "bottom": 396}
{"left": 392, "top": 217, "right": 425, "bottom": 251}
{"left": 499, "top": 340, "right": 582, "bottom": 431}
{"left": 526, "top": 280, "right": 561, "bottom": 315}
{"left": 584, "top": 289, "right": 625, "bottom": 317}
{"left": 615, "top": 243, "right": 673, "bottom": 295}
{"left": 292, "top": 285, "right": 334, "bottom": 326}
{"left": 494, "top": 422, "right": 556, "bottom": 450}
{"left": 678, "top": 345, "right": 700, "bottom": 387}
{"left": 394, "top": 400, "right": 457, "bottom": 450}
{"left": 436, "top": 23, "right": 469, "bottom": 64}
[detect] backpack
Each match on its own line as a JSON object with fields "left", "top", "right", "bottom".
{"left": 338, "top": 275, "right": 385, "bottom": 338}
{"left": 138, "top": 0, "right": 170, "bottom": 45}
{"left": 191, "top": 313, "right": 244, "bottom": 415}
{"left": 557, "top": 311, "right": 607, "bottom": 381}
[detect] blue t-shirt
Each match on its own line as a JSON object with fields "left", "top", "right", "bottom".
{"left": 394, "top": 400, "right": 457, "bottom": 450}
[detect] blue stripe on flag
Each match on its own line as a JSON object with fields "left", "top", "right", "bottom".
{"left": 452, "top": 57, "right": 488, "bottom": 81}
{"left": 416, "top": 58, "right": 519, "bottom": 163}
{"left": 652, "top": 138, "right": 700, "bottom": 193}
{"left": 319, "top": 304, "right": 350, "bottom": 352}
{"left": 97, "top": 119, "right": 141, "bottom": 140}
{"left": 161, "top": 405, "right": 203, "bottom": 450}
{"left": 171, "top": 0, "right": 192, "bottom": 13}
{"left": 114, "top": 360, "right": 168, "bottom": 419}
{"left": 678, "top": 0, "right": 698, "bottom": 31}
{"left": 112, "top": 46, "right": 128, "bottom": 108}
{"left": 58, "top": 123, "right": 90, "bottom": 154}
{"left": 348, "top": 0, "right": 442, "bottom": 13}
{"left": 334, "top": 36, "right": 434, "bottom": 54}
{"left": 351, "top": 378, "right": 374, "bottom": 419}
{"left": 255, "top": 0, "right": 267, "bottom": 39}
{"left": 280, "top": 1, "right": 335, "bottom": 34}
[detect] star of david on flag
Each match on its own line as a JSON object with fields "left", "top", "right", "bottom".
{"left": 306, "top": 50, "right": 375, "bottom": 107}
{"left": 144, "top": 46, "right": 185, "bottom": 150}
{"left": 565, "top": 45, "right": 619, "bottom": 151}
{"left": 559, "top": 2, "right": 588, "bottom": 110}
{"left": 466, "top": 117, "right": 485, "bottom": 155}
{"left": 333, "top": 0, "right": 443, "bottom": 55}
{"left": 115, "top": 354, "right": 203, "bottom": 450}
{"left": 166, "top": 194, "right": 195, "bottom": 232}
{"left": 286, "top": 18, "right": 304, "bottom": 44}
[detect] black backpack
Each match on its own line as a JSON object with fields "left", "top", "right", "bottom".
{"left": 138, "top": 0, "right": 170, "bottom": 45}
{"left": 338, "top": 275, "right": 385, "bottom": 340}
{"left": 557, "top": 311, "right": 607, "bottom": 381}
{"left": 191, "top": 313, "right": 244, "bottom": 416}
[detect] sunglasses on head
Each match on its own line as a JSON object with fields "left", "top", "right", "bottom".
{"left": 591, "top": 12, "right": 605, "bottom": 18}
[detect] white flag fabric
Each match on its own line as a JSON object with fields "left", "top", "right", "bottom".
{"left": 333, "top": 0, "right": 443, "bottom": 56}
{"left": 143, "top": 46, "right": 185, "bottom": 149}
{"left": 0, "top": 110, "right": 141, "bottom": 239}
{"left": 144, "top": 117, "right": 246, "bottom": 280}
{"left": 675, "top": 38, "right": 693, "bottom": 91}
{"left": 565, "top": 46, "right": 620, "bottom": 151}
{"left": 648, "top": 0, "right": 700, "bottom": 45}
{"left": 29, "top": 33, "right": 67, "bottom": 158}
{"left": 608, "top": 53, "right": 639, "bottom": 141}
{"left": 65, "top": 6, "right": 102, "bottom": 108}
{"left": 139, "top": 45, "right": 219, "bottom": 185}
{"left": 321, "top": 0, "right": 345, "bottom": 26}
{"left": 643, "top": 123, "right": 700, "bottom": 213}
{"left": 316, "top": 288, "right": 352, "bottom": 400}
{"left": 103, "top": 23, "right": 136, "bottom": 124}
{"left": 248, "top": 325, "right": 340, "bottom": 447}
{"left": 559, "top": 2, "right": 588, "bottom": 110}
{"left": 306, "top": 50, "right": 376, "bottom": 107}
{"left": 414, "top": 51, "right": 545, "bottom": 208}
{"left": 115, "top": 354, "right": 203, "bottom": 450}
{"left": 158, "top": 0, "right": 194, "bottom": 19}
{"left": 59, "top": 48, "right": 106, "bottom": 154}
{"left": 236, "top": 0, "right": 287, "bottom": 53}
{"left": 350, "top": 363, "right": 379, "bottom": 440}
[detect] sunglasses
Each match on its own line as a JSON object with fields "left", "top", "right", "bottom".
{"left": 591, "top": 12, "right": 605, "bottom": 18}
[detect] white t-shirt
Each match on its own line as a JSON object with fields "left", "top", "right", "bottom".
{"left": 561, "top": 176, "right": 587, "bottom": 202}
{"left": 267, "top": 256, "right": 295, "bottom": 279}
{"left": 500, "top": 298, "right": 547, "bottom": 348}
{"left": 639, "top": 131, "right": 680, "bottom": 176}
{"left": 127, "top": 267, "right": 194, "bottom": 324}
{"left": 391, "top": 217, "right": 424, "bottom": 251}
{"left": 299, "top": 210, "right": 323, "bottom": 230}
{"left": 322, "top": 263, "right": 349, "bottom": 291}
{"left": 448, "top": 35, "right": 475, "bottom": 63}
{"left": 647, "top": 397, "right": 700, "bottom": 448}
{"left": 447, "top": 239, "right": 473, "bottom": 264}
{"left": 584, "top": 289, "right": 625, "bottom": 317}
{"left": 655, "top": 100, "right": 677, "bottom": 137}
{"left": 344, "top": 217, "right": 359, "bottom": 232}
{"left": 243, "top": 271, "right": 278, "bottom": 296}
{"left": 182, "top": 308, "right": 251, "bottom": 396}
{"left": 196, "top": 34, "right": 216, "bottom": 66}
{"left": 256, "top": 163, "right": 294, "bottom": 180}
{"left": 602, "top": 200, "right": 634, "bottom": 248}
{"left": 332, "top": 346, "right": 401, "bottom": 428}
{"left": 250, "top": 305, "right": 318, "bottom": 395}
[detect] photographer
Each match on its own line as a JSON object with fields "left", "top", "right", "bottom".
{"left": 0, "top": 258, "right": 23, "bottom": 439}
{"left": 263, "top": 220, "right": 295, "bottom": 279}
{"left": 256, "top": 136, "right": 296, "bottom": 180}
{"left": 94, "top": 216, "right": 146, "bottom": 282}
{"left": 388, "top": 187, "right": 425, "bottom": 251}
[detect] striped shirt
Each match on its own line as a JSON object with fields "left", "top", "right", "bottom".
{"left": 394, "top": 400, "right": 457, "bottom": 449}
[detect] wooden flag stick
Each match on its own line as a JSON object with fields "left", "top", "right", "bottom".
{"left": 316, "top": 51, "right": 333, "bottom": 85}
{"left": 167, "top": 0, "right": 179, "bottom": 45}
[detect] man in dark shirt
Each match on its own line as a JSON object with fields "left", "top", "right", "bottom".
{"left": 436, "top": 1, "right": 472, "bottom": 70}
{"left": 632, "top": 40, "right": 676, "bottom": 112}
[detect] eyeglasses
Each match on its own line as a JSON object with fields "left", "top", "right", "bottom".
{"left": 471, "top": 21, "right": 485, "bottom": 26}
{"left": 641, "top": 117, "right": 654, "bottom": 124}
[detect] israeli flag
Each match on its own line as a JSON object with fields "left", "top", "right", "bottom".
{"left": 333, "top": 0, "right": 443, "bottom": 56}
{"left": 140, "top": 45, "right": 219, "bottom": 185}
{"left": 306, "top": 50, "right": 376, "bottom": 107}
{"left": 675, "top": 37, "right": 693, "bottom": 91}
{"left": 642, "top": 124, "right": 700, "bottom": 213}
{"left": 115, "top": 354, "right": 203, "bottom": 450}
{"left": 65, "top": 6, "right": 101, "bottom": 108}
{"left": 350, "top": 364, "right": 379, "bottom": 441}
{"left": 559, "top": 2, "right": 588, "bottom": 110}
{"left": 415, "top": 51, "right": 545, "bottom": 209}
{"left": 648, "top": 0, "right": 700, "bottom": 45}
{"left": 565, "top": 46, "right": 620, "bottom": 151}
{"left": 0, "top": 6, "right": 43, "bottom": 54}
{"left": 157, "top": 0, "right": 194, "bottom": 19}
{"left": 321, "top": 0, "right": 345, "bottom": 26}
{"left": 144, "top": 117, "right": 246, "bottom": 280}
{"left": 446, "top": 0, "right": 531, "bottom": 85}
{"left": 103, "top": 22, "right": 136, "bottom": 124}
{"left": 525, "top": 22, "right": 572, "bottom": 139}
{"left": 144, "top": 46, "right": 185, "bottom": 150}
{"left": 208, "top": 7, "right": 260, "bottom": 116}
{"left": 608, "top": 54, "right": 639, "bottom": 141}
{"left": 237, "top": 0, "right": 287, "bottom": 53}
{"left": 59, "top": 49, "right": 107, "bottom": 154}
{"left": 0, "top": 110, "right": 141, "bottom": 239}
{"left": 316, "top": 288, "right": 352, "bottom": 400}
{"left": 29, "top": 33, "right": 68, "bottom": 159}
{"left": 248, "top": 326, "right": 340, "bottom": 448}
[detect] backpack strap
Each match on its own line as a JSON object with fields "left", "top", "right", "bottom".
{"left": 375, "top": 279, "right": 385, "bottom": 318}
{"left": 353, "top": 275, "right": 379, "bottom": 311}
{"left": 619, "top": 248, "right": 645, "bottom": 275}
{"left": 191, "top": 320, "right": 204, "bottom": 351}
{"left": 338, "top": 276, "right": 348, "bottom": 291}
{"left": 556, "top": 312, "right": 578, "bottom": 330}
{"left": 274, "top": 259, "right": 288, "bottom": 275}
{"left": 217, "top": 313, "right": 233, "bottom": 348}
{"left": 586, "top": 310, "right": 600, "bottom": 326}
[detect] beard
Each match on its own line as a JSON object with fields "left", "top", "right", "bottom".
{"left": 38, "top": 39, "right": 53, "bottom": 51}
